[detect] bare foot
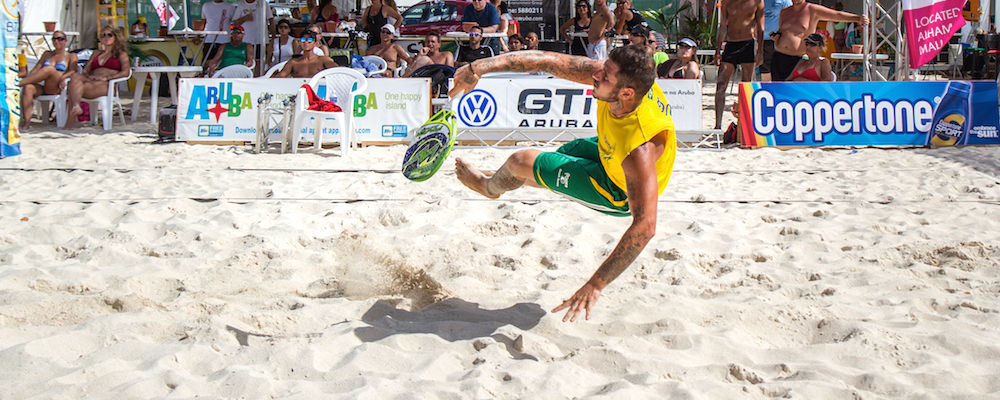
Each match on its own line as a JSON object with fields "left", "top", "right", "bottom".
{"left": 65, "top": 105, "right": 82, "bottom": 129}
{"left": 455, "top": 157, "right": 500, "bottom": 199}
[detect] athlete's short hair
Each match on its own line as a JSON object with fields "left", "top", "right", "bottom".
{"left": 609, "top": 45, "right": 655, "bottom": 97}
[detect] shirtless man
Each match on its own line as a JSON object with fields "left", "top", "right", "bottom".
{"left": 587, "top": 0, "right": 614, "bottom": 60}
{"left": 274, "top": 31, "right": 339, "bottom": 78}
{"left": 771, "top": 0, "right": 867, "bottom": 81}
{"left": 365, "top": 24, "right": 413, "bottom": 76}
{"left": 713, "top": 0, "right": 763, "bottom": 129}
{"left": 403, "top": 32, "right": 454, "bottom": 76}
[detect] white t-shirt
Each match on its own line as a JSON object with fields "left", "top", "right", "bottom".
{"left": 202, "top": 0, "right": 236, "bottom": 44}
{"left": 234, "top": 0, "right": 273, "bottom": 45}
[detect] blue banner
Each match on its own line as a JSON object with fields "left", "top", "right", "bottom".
{"left": 737, "top": 81, "right": 1000, "bottom": 147}
{"left": 1, "top": 0, "right": 19, "bottom": 158}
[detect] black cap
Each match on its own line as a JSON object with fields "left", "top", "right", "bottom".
{"left": 805, "top": 33, "right": 824, "bottom": 46}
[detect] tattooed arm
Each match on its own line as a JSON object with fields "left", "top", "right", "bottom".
{"left": 449, "top": 50, "right": 602, "bottom": 97}
{"left": 551, "top": 134, "right": 666, "bottom": 322}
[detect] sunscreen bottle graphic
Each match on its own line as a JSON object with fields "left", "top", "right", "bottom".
{"left": 928, "top": 81, "right": 972, "bottom": 147}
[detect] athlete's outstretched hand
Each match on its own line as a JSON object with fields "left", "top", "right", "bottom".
{"left": 449, "top": 63, "right": 481, "bottom": 98}
{"left": 551, "top": 280, "right": 603, "bottom": 322}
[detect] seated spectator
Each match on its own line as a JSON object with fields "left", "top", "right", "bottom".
{"left": 628, "top": 25, "right": 652, "bottom": 54}
{"left": 507, "top": 34, "right": 524, "bottom": 52}
{"left": 20, "top": 30, "right": 78, "bottom": 130}
{"left": 130, "top": 16, "right": 148, "bottom": 38}
{"left": 649, "top": 30, "right": 669, "bottom": 66}
{"left": 789, "top": 34, "right": 834, "bottom": 81}
{"left": 404, "top": 32, "right": 456, "bottom": 97}
{"left": 274, "top": 30, "right": 338, "bottom": 78}
{"left": 612, "top": 0, "right": 646, "bottom": 35}
{"left": 456, "top": 26, "right": 494, "bottom": 67}
{"left": 365, "top": 24, "right": 413, "bottom": 76}
{"left": 267, "top": 19, "right": 301, "bottom": 70}
{"left": 524, "top": 31, "right": 539, "bottom": 50}
{"left": 65, "top": 26, "right": 131, "bottom": 128}
{"left": 304, "top": 24, "right": 330, "bottom": 56}
{"left": 656, "top": 37, "right": 700, "bottom": 79}
{"left": 205, "top": 25, "right": 254, "bottom": 76}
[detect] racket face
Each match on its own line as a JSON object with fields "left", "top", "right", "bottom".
{"left": 402, "top": 120, "right": 455, "bottom": 181}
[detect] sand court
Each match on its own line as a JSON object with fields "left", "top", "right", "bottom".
{"left": 1, "top": 127, "right": 999, "bottom": 398}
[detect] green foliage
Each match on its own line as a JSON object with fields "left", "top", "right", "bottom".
{"left": 683, "top": 8, "right": 719, "bottom": 49}
{"left": 639, "top": 1, "right": 690, "bottom": 42}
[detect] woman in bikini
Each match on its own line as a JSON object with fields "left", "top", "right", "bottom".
{"left": 20, "top": 30, "right": 78, "bottom": 130}
{"left": 65, "top": 26, "right": 131, "bottom": 129}
{"left": 360, "top": 0, "right": 402, "bottom": 47}
{"left": 656, "top": 37, "right": 700, "bottom": 79}
{"left": 789, "top": 33, "right": 834, "bottom": 82}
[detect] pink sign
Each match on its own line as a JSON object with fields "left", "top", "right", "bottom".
{"left": 902, "top": 0, "right": 968, "bottom": 69}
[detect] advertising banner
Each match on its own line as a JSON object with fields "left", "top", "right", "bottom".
{"left": 902, "top": 0, "right": 968, "bottom": 69}
{"left": 455, "top": 78, "right": 702, "bottom": 132}
{"left": 1, "top": 0, "right": 19, "bottom": 158}
{"left": 736, "top": 81, "right": 1000, "bottom": 147}
{"left": 177, "top": 77, "right": 431, "bottom": 143}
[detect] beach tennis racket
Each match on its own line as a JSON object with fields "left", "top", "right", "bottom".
{"left": 401, "top": 91, "right": 464, "bottom": 182}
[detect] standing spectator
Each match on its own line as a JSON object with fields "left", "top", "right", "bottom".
{"left": 789, "top": 33, "right": 834, "bottom": 81}
{"left": 65, "top": 26, "right": 131, "bottom": 129}
{"left": 613, "top": 0, "right": 646, "bottom": 35}
{"left": 561, "top": 0, "right": 591, "bottom": 57}
{"left": 267, "top": 19, "right": 300, "bottom": 70}
{"left": 361, "top": 0, "right": 403, "bottom": 47}
{"left": 202, "top": 0, "right": 236, "bottom": 63}
{"left": 366, "top": 24, "right": 413, "bottom": 76}
{"left": 20, "top": 31, "right": 77, "bottom": 130}
{"left": 456, "top": 26, "right": 494, "bottom": 67}
{"left": 462, "top": 0, "right": 502, "bottom": 55}
{"left": 657, "top": 37, "right": 700, "bottom": 79}
{"left": 761, "top": 0, "right": 792, "bottom": 81}
{"left": 524, "top": 31, "right": 539, "bottom": 50}
{"left": 130, "top": 16, "right": 148, "bottom": 38}
{"left": 832, "top": 2, "right": 847, "bottom": 52}
{"left": 507, "top": 34, "right": 525, "bottom": 52}
{"left": 233, "top": 0, "right": 273, "bottom": 73}
{"left": 204, "top": 25, "right": 254, "bottom": 76}
{"left": 587, "top": 0, "right": 613, "bottom": 60}
{"left": 713, "top": 0, "right": 763, "bottom": 129}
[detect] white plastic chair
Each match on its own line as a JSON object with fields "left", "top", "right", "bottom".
{"left": 262, "top": 61, "right": 287, "bottom": 78}
{"left": 35, "top": 78, "right": 70, "bottom": 128}
{"left": 291, "top": 67, "right": 367, "bottom": 155}
{"left": 394, "top": 59, "right": 408, "bottom": 77}
{"left": 213, "top": 64, "right": 254, "bottom": 78}
{"left": 83, "top": 69, "right": 132, "bottom": 130}
{"left": 361, "top": 55, "right": 388, "bottom": 77}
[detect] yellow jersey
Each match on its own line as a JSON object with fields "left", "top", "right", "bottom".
{"left": 595, "top": 82, "right": 676, "bottom": 195}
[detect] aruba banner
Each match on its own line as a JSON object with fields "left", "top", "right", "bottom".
{"left": 1, "top": 0, "right": 19, "bottom": 158}
{"left": 737, "top": 81, "right": 999, "bottom": 147}
{"left": 902, "top": 0, "right": 968, "bottom": 69}
{"left": 177, "top": 77, "right": 430, "bottom": 143}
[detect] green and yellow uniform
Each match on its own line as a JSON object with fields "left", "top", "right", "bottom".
{"left": 532, "top": 82, "right": 676, "bottom": 216}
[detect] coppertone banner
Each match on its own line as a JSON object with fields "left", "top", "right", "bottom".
{"left": 902, "top": 0, "right": 968, "bottom": 69}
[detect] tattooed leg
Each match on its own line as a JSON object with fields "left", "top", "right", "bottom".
{"left": 455, "top": 149, "right": 541, "bottom": 199}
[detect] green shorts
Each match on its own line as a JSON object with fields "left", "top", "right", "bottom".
{"left": 533, "top": 137, "right": 630, "bottom": 216}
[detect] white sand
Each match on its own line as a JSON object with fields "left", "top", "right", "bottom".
{"left": 2, "top": 116, "right": 1000, "bottom": 398}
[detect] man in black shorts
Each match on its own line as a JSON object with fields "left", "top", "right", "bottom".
{"left": 713, "top": 0, "right": 763, "bottom": 129}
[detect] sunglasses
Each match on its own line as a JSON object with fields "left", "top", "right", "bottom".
{"left": 300, "top": 37, "right": 315, "bottom": 43}
{"left": 468, "top": 32, "right": 481, "bottom": 37}
{"left": 101, "top": 33, "right": 114, "bottom": 38}
{"left": 805, "top": 41, "right": 820, "bottom": 46}
{"left": 53, "top": 36, "right": 67, "bottom": 41}
{"left": 526, "top": 37, "right": 536, "bottom": 41}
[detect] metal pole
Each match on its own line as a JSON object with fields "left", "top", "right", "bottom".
{"left": 862, "top": 0, "right": 871, "bottom": 81}
{"left": 260, "top": 0, "right": 267, "bottom": 75}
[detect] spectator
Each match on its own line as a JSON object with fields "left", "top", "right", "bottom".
{"left": 462, "top": 0, "right": 502, "bottom": 55}
{"left": 313, "top": 0, "right": 340, "bottom": 26}
{"left": 405, "top": 32, "right": 456, "bottom": 97}
{"left": 292, "top": 0, "right": 316, "bottom": 22}
{"left": 232, "top": 0, "right": 273, "bottom": 74}
{"left": 613, "top": 0, "right": 646, "bottom": 35}
{"left": 507, "top": 34, "right": 525, "bottom": 52}
{"left": 267, "top": 19, "right": 300, "bottom": 70}
{"left": 304, "top": 24, "right": 330, "bottom": 56}
{"left": 833, "top": 2, "right": 847, "bottom": 52}
{"left": 361, "top": 0, "right": 403, "bottom": 47}
{"left": 761, "top": 0, "right": 793, "bottom": 81}
{"left": 561, "top": 0, "right": 591, "bottom": 57}
{"left": 524, "top": 31, "right": 539, "bottom": 50}
{"left": 201, "top": 0, "right": 236, "bottom": 63}
{"left": 628, "top": 25, "right": 650, "bottom": 51}
{"left": 656, "top": 37, "right": 699, "bottom": 79}
{"left": 20, "top": 30, "right": 77, "bottom": 130}
{"left": 846, "top": 22, "right": 863, "bottom": 48}
{"left": 130, "top": 16, "right": 148, "bottom": 38}
{"left": 275, "top": 30, "right": 339, "bottom": 78}
{"left": 789, "top": 33, "right": 834, "bottom": 81}
{"left": 649, "top": 30, "right": 668, "bottom": 66}
{"left": 205, "top": 25, "right": 254, "bottom": 76}
{"left": 65, "top": 26, "right": 131, "bottom": 128}
{"left": 490, "top": 0, "right": 513, "bottom": 51}
{"left": 456, "top": 26, "right": 495, "bottom": 67}
{"left": 587, "top": 0, "right": 613, "bottom": 59}
{"left": 366, "top": 24, "right": 413, "bottom": 76}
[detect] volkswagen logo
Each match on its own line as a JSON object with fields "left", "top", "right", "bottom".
{"left": 458, "top": 89, "right": 496, "bottom": 127}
